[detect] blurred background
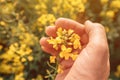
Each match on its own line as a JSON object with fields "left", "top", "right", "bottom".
{"left": 0, "top": 0, "right": 120, "bottom": 80}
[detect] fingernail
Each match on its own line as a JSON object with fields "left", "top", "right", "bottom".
{"left": 85, "top": 20, "right": 92, "bottom": 24}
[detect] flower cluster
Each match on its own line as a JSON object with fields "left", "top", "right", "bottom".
{"left": 100, "top": 0, "right": 120, "bottom": 19}
{"left": 0, "top": 43, "right": 33, "bottom": 74}
{"left": 47, "top": 27, "right": 82, "bottom": 73}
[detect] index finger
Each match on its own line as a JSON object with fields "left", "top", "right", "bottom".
{"left": 55, "top": 18, "right": 85, "bottom": 36}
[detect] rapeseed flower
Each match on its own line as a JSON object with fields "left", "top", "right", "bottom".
{"left": 100, "top": 0, "right": 108, "bottom": 5}
{"left": 57, "top": 64, "right": 63, "bottom": 73}
{"left": 47, "top": 27, "right": 82, "bottom": 73}
{"left": 59, "top": 45, "right": 72, "bottom": 60}
{"left": 110, "top": 0, "right": 120, "bottom": 9}
{"left": 50, "top": 56, "right": 56, "bottom": 63}
{"left": 106, "top": 10, "right": 115, "bottom": 18}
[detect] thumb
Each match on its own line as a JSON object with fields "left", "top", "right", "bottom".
{"left": 64, "top": 21, "right": 109, "bottom": 80}
{"left": 85, "top": 20, "right": 108, "bottom": 55}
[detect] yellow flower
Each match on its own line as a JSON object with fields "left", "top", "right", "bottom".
{"left": 0, "top": 45, "right": 3, "bottom": 50}
{"left": 15, "top": 72, "right": 25, "bottom": 80}
{"left": 114, "top": 71, "right": 120, "bottom": 78}
{"left": 70, "top": 54, "right": 78, "bottom": 61}
{"left": 82, "top": 0, "right": 87, "bottom": 4}
{"left": 28, "top": 56, "right": 34, "bottom": 61}
{"left": 59, "top": 45, "right": 72, "bottom": 60}
{"left": 105, "top": 26, "right": 110, "bottom": 33}
{"left": 110, "top": 0, "right": 120, "bottom": 9}
{"left": 0, "top": 21, "right": 6, "bottom": 26}
{"left": 100, "top": 0, "right": 108, "bottom": 5}
{"left": 57, "top": 65, "right": 63, "bottom": 73}
{"left": 106, "top": 10, "right": 115, "bottom": 18}
{"left": 47, "top": 37, "right": 59, "bottom": 50}
{"left": 37, "top": 14, "right": 56, "bottom": 25}
{"left": 117, "top": 65, "right": 120, "bottom": 72}
{"left": 0, "top": 77, "right": 3, "bottom": 80}
{"left": 21, "top": 58, "right": 27, "bottom": 62}
{"left": 114, "top": 65, "right": 120, "bottom": 78}
{"left": 73, "top": 39, "right": 81, "bottom": 49}
{"left": 77, "top": 4, "right": 85, "bottom": 12}
{"left": 36, "top": 74, "right": 43, "bottom": 80}
{"left": 57, "top": 27, "right": 63, "bottom": 37}
{"left": 50, "top": 56, "right": 56, "bottom": 63}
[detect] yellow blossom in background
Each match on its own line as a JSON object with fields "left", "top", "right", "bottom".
{"left": 0, "top": 77, "right": 3, "bottom": 80}
{"left": 28, "top": 56, "right": 34, "bottom": 61}
{"left": 14, "top": 72, "right": 25, "bottom": 80}
{"left": 51, "top": 0, "right": 86, "bottom": 19}
{"left": 0, "top": 63, "right": 24, "bottom": 74}
{"left": 0, "top": 21, "right": 6, "bottom": 26}
{"left": 34, "top": 0, "right": 47, "bottom": 15}
{"left": 71, "top": 34, "right": 81, "bottom": 49}
{"left": 110, "top": 0, "right": 120, "bottom": 9}
{"left": 117, "top": 65, "right": 120, "bottom": 72}
{"left": 82, "top": 0, "right": 87, "bottom": 4}
{"left": 1, "top": 3, "right": 14, "bottom": 14}
{"left": 0, "top": 43, "right": 32, "bottom": 74}
{"left": 21, "top": 58, "right": 27, "bottom": 62}
{"left": 37, "top": 14, "right": 56, "bottom": 25}
{"left": 100, "top": 11, "right": 106, "bottom": 17}
{"left": 19, "top": 33, "right": 38, "bottom": 46}
{"left": 100, "top": 0, "right": 108, "bottom": 5}
{"left": 47, "top": 37, "right": 60, "bottom": 50}
{"left": 35, "top": 75, "right": 43, "bottom": 80}
{"left": 48, "top": 28, "right": 81, "bottom": 60}
{"left": 105, "top": 26, "right": 110, "bottom": 33}
{"left": 106, "top": 10, "right": 115, "bottom": 18}
{"left": 0, "top": 45, "right": 3, "bottom": 50}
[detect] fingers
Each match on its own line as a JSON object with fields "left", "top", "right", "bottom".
{"left": 46, "top": 18, "right": 85, "bottom": 37}
{"left": 40, "top": 37, "right": 52, "bottom": 48}
{"left": 84, "top": 20, "right": 108, "bottom": 54}
{"left": 41, "top": 46, "right": 57, "bottom": 56}
{"left": 45, "top": 26, "right": 57, "bottom": 37}
{"left": 40, "top": 37, "right": 58, "bottom": 55}
{"left": 55, "top": 18, "right": 85, "bottom": 36}
{"left": 60, "top": 59, "right": 74, "bottom": 70}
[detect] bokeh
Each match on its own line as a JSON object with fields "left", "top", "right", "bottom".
{"left": 0, "top": 0, "right": 120, "bottom": 80}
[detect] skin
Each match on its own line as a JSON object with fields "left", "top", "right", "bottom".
{"left": 40, "top": 18, "right": 110, "bottom": 80}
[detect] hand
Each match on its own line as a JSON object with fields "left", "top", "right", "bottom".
{"left": 40, "top": 18, "right": 110, "bottom": 80}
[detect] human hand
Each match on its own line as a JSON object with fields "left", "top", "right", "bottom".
{"left": 40, "top": 18, "right": 110, "bottom": 80}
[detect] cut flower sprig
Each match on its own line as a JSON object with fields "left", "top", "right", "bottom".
{"left": 47, "top": 27, "right": 82, "bottom": 73}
